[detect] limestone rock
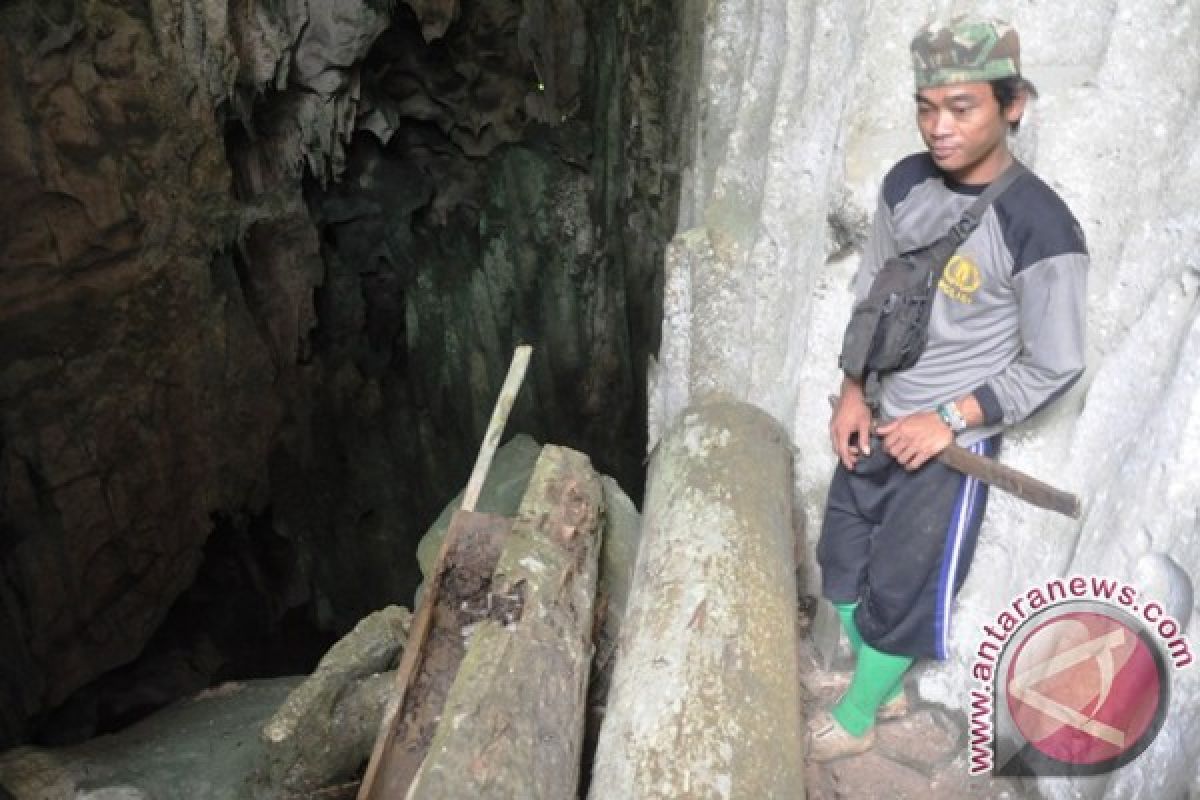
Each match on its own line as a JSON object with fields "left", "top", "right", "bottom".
{"left": 593, "top": 474, "right": 642, "bottom": 678}
{"left": 258, "top": 0, "right": 680, "bottom": 635}
{"left": 0, "top": 606, "right": 408, "bottom": 800}
{"left": 876, "top": 709, "right": 961, "bottom": 777}
{"left": 819, "top": 751, "right": 934, "bottom": 800}
{"left": 0, "top": 678, "right": 301, "bottom": 800}
{"left": 415, "top": 434, "right": 543, "bottom": 579}
{"left": 0, "top": 0, "right": 278, "bottom": 746}
{"left": 404, "top": 0, "right": 461, "bottom": 42}
{"left": 255, "top": 606, "right": 411, "bottom": 796}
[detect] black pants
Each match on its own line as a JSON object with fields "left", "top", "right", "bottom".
{"left": 817, "top": 436, "right": 996, "bottom": 659}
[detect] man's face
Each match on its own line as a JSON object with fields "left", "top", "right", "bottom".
{"left": 915, "top": 82, "right": 1024, "bottom": 184}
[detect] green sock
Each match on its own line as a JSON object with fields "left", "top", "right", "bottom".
{"left": 832, "top": 642, "right": 913, "bottom": 737}
{"left": 834, "top": 602, "right": 904, "bottom": 705}
{"left": 834, "top": 602, "right": 864, "bottom": 653}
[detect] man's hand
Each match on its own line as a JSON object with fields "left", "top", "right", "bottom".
{"left": 830, "top": 381, "right": 873, "bottom": 471}
{"left": 877, "top": 411, "right": 953, "bottom": 471}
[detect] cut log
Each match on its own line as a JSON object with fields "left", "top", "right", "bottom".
{"left": 405, "top": 445, "right": 605, "bottom": 800}
{"left": 588, "top": 401, "right": 804, "bottom": 800}
{"left": 357, "top": 511, "right": 512, "bottom": 800}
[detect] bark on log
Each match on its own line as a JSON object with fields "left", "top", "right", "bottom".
{"left": 405, "top": 444, "right": 605, "bottom": 800}
{"left": 589, "top": 401, "right": 804, "bottom": 800}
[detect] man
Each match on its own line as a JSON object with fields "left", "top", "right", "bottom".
{"left": 808, "top": 15, "right": 1087, "bottom": 762}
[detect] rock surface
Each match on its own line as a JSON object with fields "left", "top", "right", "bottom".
{"left": 0, "top": 606, "right": 411, "bottom": 800}
{"left": 652, "top": 0, "right": 1200, "bottom": 796}
{"left": 255, "top": 605, "right": 411, "bottom": 796}
{"left": 0, "top": 678, "right": 302, "bottom": 800}
{"left": 0, "top": 0, "right": 280, "bottom": 746}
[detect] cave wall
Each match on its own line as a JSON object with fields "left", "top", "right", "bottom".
{"left": 0, "top": 0, "right": 684, "bottom": 746}
{"left": 260, "top": 0, "right": 686, "bottom": 629}
{"left": 0, "top": 0, "right": 281, "bottom": 746}
{"left": 654, "top": 0, "right": 1199, "bottom": 796}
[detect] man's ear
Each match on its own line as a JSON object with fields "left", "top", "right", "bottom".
{"left": 1005, "top": 84, "right": 1029, "bottom": 126}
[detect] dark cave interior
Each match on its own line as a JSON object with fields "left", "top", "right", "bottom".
{"left": 1, "top": 0, "right": 684, "bottom": 748}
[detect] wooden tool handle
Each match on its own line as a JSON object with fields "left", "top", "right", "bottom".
{"left": 826, "top": 394, "right": 1081, "bottom": 519}
{"left": 936, "top": 443, "right": 1081, "bottom": 519}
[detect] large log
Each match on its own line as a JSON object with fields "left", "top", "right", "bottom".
{"left": 404, "top": 444, "right": 605, "bottom": 799}
{"left": 589, "top": 401, "right": 804, "bottom": 800}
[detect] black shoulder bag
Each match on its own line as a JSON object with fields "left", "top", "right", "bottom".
{"left": 839, "top": 161, "right": 1027, "bottom": 385}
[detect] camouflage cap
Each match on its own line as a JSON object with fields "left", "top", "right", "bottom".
{"left": 911, "top": 15, "right": 1021, "bottom": 89}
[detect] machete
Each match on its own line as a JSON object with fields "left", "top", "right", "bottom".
{"left": 827, "top": 395, "right": 1081, "bottom": 519}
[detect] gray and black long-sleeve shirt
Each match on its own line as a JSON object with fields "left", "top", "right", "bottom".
{"left": 854, "top": 153, "right": 1088, "bottom": 446}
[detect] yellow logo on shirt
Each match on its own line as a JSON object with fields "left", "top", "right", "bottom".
{"left": 939, "top": 255, "right": 981, "bottom": 304}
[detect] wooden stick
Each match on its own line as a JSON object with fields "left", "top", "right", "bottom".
{"left": 461, "top": 345, "right": 533, "bottom": 512}
{"left": 936, "top": 443, "right": 1081, "bottom": 519}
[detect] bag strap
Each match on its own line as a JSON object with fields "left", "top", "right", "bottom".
{"left": 950, "top": 160, "right": 1028, "bottom": 244}
{"left": 926, "top": 160, "right": 1028, "bottom": 281}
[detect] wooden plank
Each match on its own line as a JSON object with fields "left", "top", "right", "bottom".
{"left": 936, "top": 444, "right": 1081, "bottom": 518}
{"left": 825, "top": 394, "right": 1081, "bottom": 518}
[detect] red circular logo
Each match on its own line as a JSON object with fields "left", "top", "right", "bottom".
{"left": 1005, "top": 610, "right": 1162, "bottom": 765}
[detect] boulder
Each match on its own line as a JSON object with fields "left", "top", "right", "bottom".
{"left": 0, "top": 679, "right": 300, "bottom": 800}
{"left": 254, "top": 606, "right": 412, "bottom": 796}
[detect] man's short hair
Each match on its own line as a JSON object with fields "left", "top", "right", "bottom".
{"left": 992, "top": 75, "right": 1037, "bottom": 111}
{"left": 911, "top": 15, "right": 1021, "bottom": 89}
{"left": 991, "top": 75, "right": 1037, "bottom": 132}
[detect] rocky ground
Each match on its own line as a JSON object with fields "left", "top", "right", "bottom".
{"left": 797, "top": 626, "right": 1032, "bottom": 799}
{"left": 0, "top": 605, "right": 1044, "bottom": 799}
{"left": 0, "top": 678, "right": 301, "bottom": 800}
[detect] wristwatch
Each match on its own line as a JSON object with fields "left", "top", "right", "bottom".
{"left": 937, "top": 401, "right": 968, "bottom": 433}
